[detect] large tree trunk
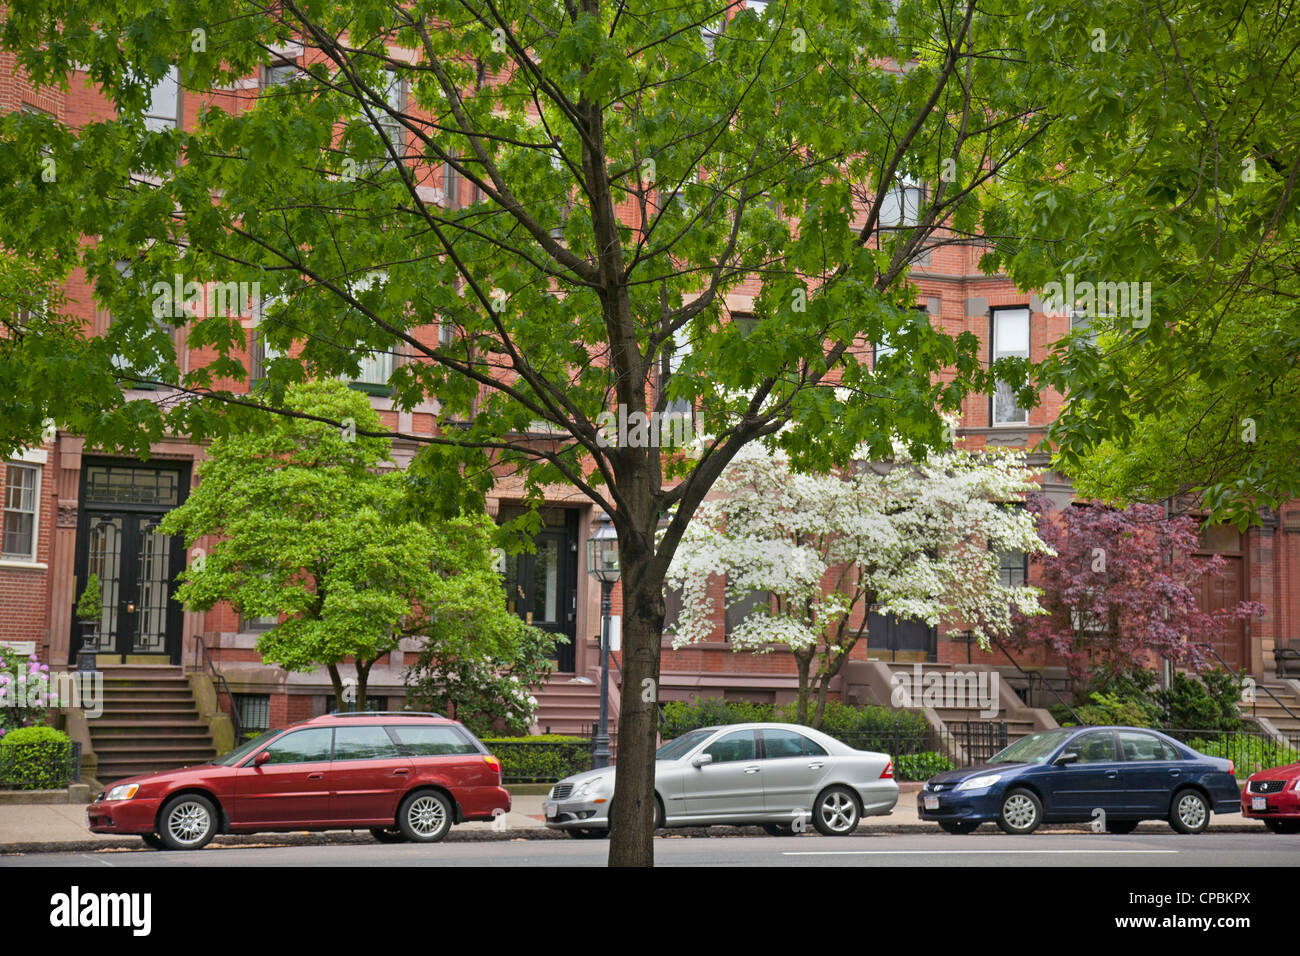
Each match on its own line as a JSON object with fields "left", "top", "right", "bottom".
{"left": 606, "top": 529, "right": 665, "bottom": 867}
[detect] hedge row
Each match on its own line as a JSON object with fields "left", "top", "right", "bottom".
{"left": 0, "top": 726, "right": 74, "bottom": 790}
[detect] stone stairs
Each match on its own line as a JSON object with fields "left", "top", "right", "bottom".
{"left": 90, "top": 665, "right": 218, "bottom": 783}
{"left": 1251, "top": 680, "right": 1300, "bottom": 741}
{"left": 532, "top": 674, "right": 615, "bottom": 744}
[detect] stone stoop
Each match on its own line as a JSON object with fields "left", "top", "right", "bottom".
{"left": 532, "top": 673, "right": 617, "bottom": 748}
{"left": 88, "top": 665, "right": 218, "bottom": 784}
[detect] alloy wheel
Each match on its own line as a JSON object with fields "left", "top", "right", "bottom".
{"left": 813, "top": 787, "right": 859, "bottom": 835}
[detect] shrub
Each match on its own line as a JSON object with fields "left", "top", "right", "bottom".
{"left": 894, "top": 751, "right": 953, "bottom": 781}
{"left": 1074, "top": 691, "right": 1159, "bottom": 728}
{"left": 0, "top": 726, "right": 73, "bottom": 790}
{"left": 658, "top": 697, "right": 931, "bottom": 752}
{"left": 658, "top": 698, "right": 774, "bottom": 739}
{"left": 1158, "top": 670, "right": 1244, "bottom": 732}
{"left": 776, "top": 699, "right": 929, "bottom": 750}
{"left": 1184, "top": 734, "right": 1300, "bottom": 778}
{"left": 480, "top": 736, "right": 591, "bottom": 783}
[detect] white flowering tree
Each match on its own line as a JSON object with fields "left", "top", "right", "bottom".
{"left": 666, "top": 444, "right": 1051, "bottom": 727}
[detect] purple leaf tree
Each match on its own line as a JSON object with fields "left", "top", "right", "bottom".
{"left": 1012, "top": 497, "right": 1265, "bottom": 680}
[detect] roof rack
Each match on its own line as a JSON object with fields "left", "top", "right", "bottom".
{"left": 327, "top": 710, "right": 445, "bottom": 719}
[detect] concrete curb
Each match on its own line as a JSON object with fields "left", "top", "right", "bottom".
{"left": 0, "top": 821, "right": 1271, "bottom": 855}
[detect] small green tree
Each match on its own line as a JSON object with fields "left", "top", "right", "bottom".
{"left": 75, "top": 574, "right": 102, "bottom": 622}
{"left": 160, "top": 379, "right": 549, "bottom": 710}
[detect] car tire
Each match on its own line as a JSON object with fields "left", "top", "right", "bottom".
{"left": 1105, "top": 820, "right": 1140, "bottom": 835}
{"left": 939, "top": 820, "right": 980, "bottom": 834}
{"left": 812, "top": 786, "right": 860, "bottom": 836}
{"left": 1169, "top": 789, "right": 1210, "bottom": 834}
{"left": 158, "top": 794, "right": 218, "bottom": 851}
{"left": 370, "top": 826, "right": 408, "bottom": 844}
{"left": 1263, "top": 819, "right": 1300, "bottom": 834}
{"left": 996, "top": 788, "right": 1042, "bottom": 835}
{"left": 397, "top": 790, "right": 454, "bottom": 843}
{"left": 140, "top": 833, "right": 168, "bottom": 850}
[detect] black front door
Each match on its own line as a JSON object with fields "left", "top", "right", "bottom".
{"left": 502, "top": 509, "right": 578, "bottom": 672}
{"left": 70, "top": 460, "right": 190, "bottom": 664}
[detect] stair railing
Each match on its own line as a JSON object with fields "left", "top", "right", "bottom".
{"left": 990, "top": 635, "right": 1083, "bottom": 725}
{"left": 1200, "top": 643, "right": 1300, "bottom": 726}
{"left": 195, "top": 635, "right": 244, "bottom": 743}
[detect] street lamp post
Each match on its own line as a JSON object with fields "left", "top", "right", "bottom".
{"left": 585, "top": 512, "right": 620, "bottom": 770}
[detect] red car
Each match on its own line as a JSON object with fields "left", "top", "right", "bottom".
{"left": 1241, "top": 760, "right": 1300, "bottom": 833}
{"left": 87, "top": 712, "right": 510, "bottom": 850}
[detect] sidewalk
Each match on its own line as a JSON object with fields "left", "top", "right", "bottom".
{"left": 0, "top": 786, "right": 1268, "bottom": 853}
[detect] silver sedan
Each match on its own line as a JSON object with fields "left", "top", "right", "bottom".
{"left": 543, "top": 722, "right": 898, "bottom": 837}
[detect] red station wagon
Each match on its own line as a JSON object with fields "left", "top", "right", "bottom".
{"left": 86, "top": 712, "right": 510, "bottom": 850}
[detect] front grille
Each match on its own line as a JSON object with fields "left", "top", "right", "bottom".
{"left": 1249, "top": 780, "right": 1288, "bottom": 795}
{"left": 550, "top": 784, "right": 573, "bottom": 800}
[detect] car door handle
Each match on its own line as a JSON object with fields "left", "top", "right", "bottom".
{"left": 744, "top": 766, "right": 761, "bottom": 774}
{"left": 808, "top": 762, "right": 824, "bottom": 770}
{"left": 1105, "top": 771, "right": 1118, "bottom": 779}
{"left": 392, "top": 769, "right": 409, "bottom": 775}
{"left": 1168, "top": 770, "right": 1181, "bottom": 777}
{"left": 307, "top": 773, "right": 324, "bottom": 780}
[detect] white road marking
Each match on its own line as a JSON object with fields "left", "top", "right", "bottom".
{"left": 783, "top": 849, "right": 1179, "bottom": 856}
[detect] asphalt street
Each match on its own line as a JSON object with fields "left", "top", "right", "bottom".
{"left": 5, "top": 830, "right": 1297, "bottom": 867}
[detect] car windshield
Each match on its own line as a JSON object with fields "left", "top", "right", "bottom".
{"left": 211, "top": 729, "right": 281, "bottom": 767}
{"left": 656, "top": 728, "right": 717, "bottom": 761}
{"left": 987, "top": 729, "right": 1073, "bottom": 765}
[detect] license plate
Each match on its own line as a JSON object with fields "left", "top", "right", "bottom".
{"left": 923, "top": 795, "right": 939, "bottom": 811}
{"left": 1252, "top": 797, "right": 1267, "bottom": 811}
{"left": 543, "top": 801, "right": 557, "bottom": 818}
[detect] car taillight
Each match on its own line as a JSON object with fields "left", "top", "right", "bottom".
{"left": 484, "top": 754, "right": 502, "bottom": 776}
{"left": 1228, "top": 760, "right": 1234, "bottom": 777}
{"left": 880, "top": 761, "right": 894, "bottom": 779}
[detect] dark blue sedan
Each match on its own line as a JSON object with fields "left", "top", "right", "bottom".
{"left": 918, "top": 726, "right": 1241, "bottom": 835}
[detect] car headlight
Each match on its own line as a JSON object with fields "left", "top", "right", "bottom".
{"left": 105, "top": 784, "right": 140, "bottom": 802}
{"left": 955, "top": 774, "right": 1002, "bottom": 792}
{"left": 574, "top": 775, "right": 612, "bottom": 799}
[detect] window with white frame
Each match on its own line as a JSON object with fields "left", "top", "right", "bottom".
{"left": 144, "top": 66, "right": 181, "bottom": 132}
{"left": 662, "top": 322, "right": 694, "bottom": 419}
{"left": 374, "top": 71, "right": 405, "bottom": 166}
{"left": 355, "top": 348, "right": 395, "bottom": 388}
{"left": 878, "top": 174, "right": 923, "bottom": 229}
{"left": 442, "top": 152, "right": 462, "bottom": 209}
{"left": 2, "top": 463, "right": 40, "bottom": 562}
{"left": 991, "top": 307, "right": 1030, "bottom": 425}
{"left": 262, "top": 60, "right": 299, "bottom": 88}
{"left": 250, "top": 294, "right": 285, "bottom": 380}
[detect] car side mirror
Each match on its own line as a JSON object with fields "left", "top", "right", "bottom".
{"left": 253, "top": 750, "right": 271, "bottom": 766}
{"left": 691, "top": 753, "right": 714, "bottom": 768}
{"left": 1055, "top": 752, "right": 1079, "bottom": 766}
